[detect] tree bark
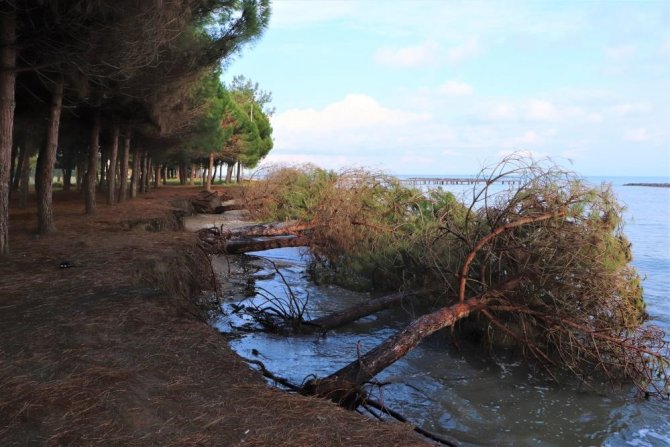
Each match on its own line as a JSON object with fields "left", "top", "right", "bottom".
{"left": 302, "top": 296, "right": 486, "bottom": 407}
{"left": 206, "top": 153, "right": 214, "bottom": 191}
{"left": 154, "top": 163, "right": 161, "bottom": 188}
{"left": 143, "top": 156, "right": 151, "bottom": 193}
{"left": 190, "top": 163, "right": 196, "bottom": 185}
{"left": 18, "top": 135, "right": 34, "bottom": 209}
{"left": 225, "top": 163, "right": 234, "bottom": 183}
{"left": 118, "top": 132, "right": 130, "bottom": 202}
{"left": 106, "top": 124, "right": 119, "bottom": 205}
{"left": 236, "top": 161, "right": 241, "bottom": 183}
{"left": 162, "top": 165, "right": 167, "bottom": 185}
{"left": 308, "top": 291, "right": 418, "bottom": 331}
{"left": 14, "top": 140, "right": 29, "bottom": 193}
{"left": 0, "top": 10, "right": 16, "bottom": 255}
{"left": 301, "top": 277, "right": 524, "bottom": 408}
{"left": 98, "top": 146, "right": 107, "bottom": 190}
{"left": 138, "top": 152, "right": 146, "bottom": 194}
{"left": 62, "top": 167, "right": 72, "bottom": 191}
{"left": 130, "top": 148, "right": 140, "bottom": 199}
{"left": 9, "top": 142, "right": 17, "bottom": 194}
{"left": 35, "top": 78, "right": 64, "bottom": 233}
{"left": 85, "top": 110, "right": 100, "bottom": 215}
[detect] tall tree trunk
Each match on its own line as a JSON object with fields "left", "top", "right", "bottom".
{"left": 212, "top": 160, "right": 219, "bottom": 186}
{"left": 118, "top": 132, "right": 130, "bottom": 202}
{"left": 225, "top": 163, "right": 234, "bottom": 183}
{"left": 63, "top": 167, "right": 72, "bottom": 192}
{"left": 154, "top": 163, "right": 161, "bottom": 188}
{"left": 35, "top": 78, "right": 64, "bottom": 233}
{"left": 0, "top": 10, "right": 16, "bottom": 255}
{"left": 85, "top": 111, "right": 100, "bottom": 215}
{"left": 13, "top": 143, "right": 28, "bottom": 192}
{"left": 138, "top": 152, "right": 146, "bottom": 194}
{"left": 190, "top": 164, "right": 196, "bottom": 185}
{"left": 162, "top": 165, "right": 167, "bottom": 185}
{"left": 236, "top": 161, "right": 241, "bottom": 183}
{"left": 76, "top": 157, "right": 85, "bottom": 192}
{"left": 179, "top": 162, "right": 187, "bottom": 185}
{"left": 144, "top": 156, "right": 151, "bottom": 193}
{"left": 9, "top": 143, "right": 17, "bottom": 195}
{"left": 18, "top": 143, "right": 33, "bottom": 209}
{"left": 206, "top": 153, "right": 214, "bottom": 191}
{"left": 98, "top": 146, "right": 107, "bottom": 190}
{"left": 130, "top": 148, "right": 140, "bottom": 199}
{"left": 106, "top": 124, "right": 119, "bottom": 205}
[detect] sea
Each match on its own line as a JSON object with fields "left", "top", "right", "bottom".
{"left": 217, "top": 175, "right": 670, "bottom": 446}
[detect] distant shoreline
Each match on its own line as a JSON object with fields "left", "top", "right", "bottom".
{"left": 623, "top": 183, "right": 670, "bottom": 188}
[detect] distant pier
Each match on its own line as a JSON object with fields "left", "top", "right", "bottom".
{"left": 399, "top": 177, "right": 521, "bottom": 187}
{"left": 622, "top": 183, "right": 670, "bottom": 188}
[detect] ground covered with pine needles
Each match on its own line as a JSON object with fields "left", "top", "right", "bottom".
{"left": 0, "top": 187, "right": 426, "bottom": 446}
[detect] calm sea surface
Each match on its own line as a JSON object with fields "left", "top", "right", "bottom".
{"left": 217, "top": 175, "right": 670, "bottom": 446}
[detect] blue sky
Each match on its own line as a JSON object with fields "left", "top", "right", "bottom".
{"left": 223, "top": 0, "right": 670, "bottom": 176}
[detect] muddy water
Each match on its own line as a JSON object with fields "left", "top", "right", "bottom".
{"left": 208, "top": 178, "right": 669, "bottom": 446}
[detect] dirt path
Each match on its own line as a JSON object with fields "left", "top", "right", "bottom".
{"left": 0, "top": 187, "right": 428, "bottom": 446}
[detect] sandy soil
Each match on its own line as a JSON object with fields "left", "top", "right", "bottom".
{"left": 0, "top": 187, "right": 428, "bottom": 446}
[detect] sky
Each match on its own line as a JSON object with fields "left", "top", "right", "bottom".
{"left": 222, "top": 0, "right": 670, "bottom": 177}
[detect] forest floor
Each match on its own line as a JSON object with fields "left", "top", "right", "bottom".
{"left": 0, "top": 186, "right": 427, "bottom": 447}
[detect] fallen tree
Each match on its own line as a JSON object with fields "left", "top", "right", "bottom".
{"left": 235, "top": 156, "right": 669, "bottom": 406}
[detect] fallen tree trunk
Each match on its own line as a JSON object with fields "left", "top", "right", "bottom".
{"left": 220, "top": 236, "right": 310, "bottom": 254}
{"left": 301, "top": 277, "right": 522, "bottom": 408}
{"left": 302, "top": 296, "right": 486, "bottom": 408}
{"left": 307, "top": 290, "right": 421, "bottom": 331}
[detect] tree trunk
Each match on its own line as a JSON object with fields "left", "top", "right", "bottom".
{"left": 190, "top": 163, "right": 196, "bottom": 185}
{"left": 106, "top": 124, "right": 119, "bottom": 205}
{"left": 98, "top": 146, "right": 107, "bottom": 190}
{"left": 0, "top": 10, "right": 16, "bottom": 255}
{"left": 35, "top": 78, "right": 64, "bottom": 233}
{"left": 179, "top": 163, "right": 187, "bottom": 185}
{"left": 143, "top": 156, "right": 151, "bottom": 193}
{"left": 13, "top": 140, "right": 29, "bottom": 193}
{"left": 225, "top": 163, "right": 234, "bottom": 183}
{"left": 308, "top": 291, "right": 418, "bottom": 331}
{"left": 223, "top": 237, "right": 310, "bottom": 254}
{"left": 118, "top": 132, "right": 130, "bottom": 202}
{"left": 130, "top": 148, "right": 140, "bottom": 199}
{"left": 236, "top": 161, "right": 241, "bottom": 183}
{"left": 9, "top": 142, "right": 17, "bottom": 194}
{"left": 76, "top": 157, "right": 85, "bottom": 192}
{"left": 18, "top": 143, "right": 32, "bottom": 209}
{"left": 154, "top": 163, "right": 161, "bottom": 188}
{"left": 138, "top": 152, "right": 146, "bottom": 194}
{"left": 302, "top": 297, "right": 486, "bottom": 407}
{"left": 206, "top": 153, "right": 214, "bottom": 191}
{"left": 63, "top": 167, "right": 72, "bottom": 192}
{"left": 85, "top": 111, "right": 100, "bottom": 215}
{"left": 162, "top": 165, "right": 167, "bottom": 185}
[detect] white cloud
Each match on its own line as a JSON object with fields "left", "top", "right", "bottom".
{"left": 439, "top": 80, "right": 474, "bottom": 96}
{"left": 606, "top": 45, "right": 636, "bottom": 61}
{"left": 624, "top": 128, "right": 650, "bottom": 142}
{"left": 272, "top": 94, "right": 430, "bottom": 151}
{"left": 446, "top": 39, "right": 481, "bottom": 63}
{"left": 609, "top": 102, "right": 652, "bottom": 116}
{"left": 373, "top": 40, "right": 440, "bottom": 68}
{"left": 525, "top": 100, "right": 560, "bottom": 121}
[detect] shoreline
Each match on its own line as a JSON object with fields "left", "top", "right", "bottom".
{"left": 0, "top": 187, "right": 427, "bottom": 446}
